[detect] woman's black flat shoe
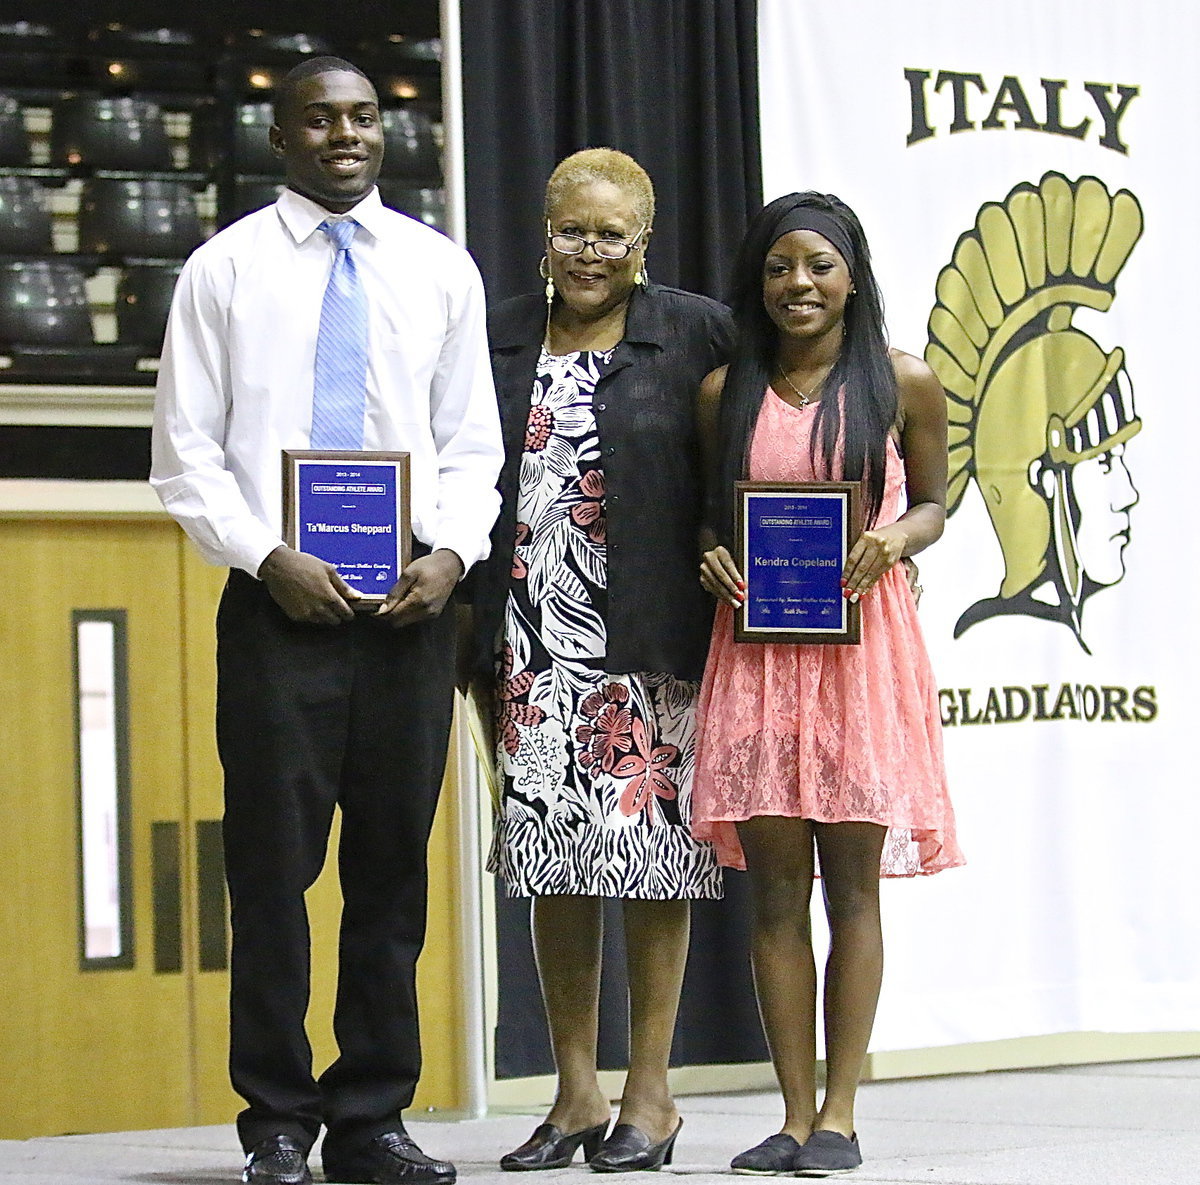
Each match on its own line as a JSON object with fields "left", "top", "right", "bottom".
{"left": 500, "top": 1121, "right": 609, "bottom": 1171}
{"left": 792, "top": 1131, "right": 861, "bottom": 1177}
{"left": 588, "top": 1119, "right": 682, "bottom": 1172}
{"left": 730, "top": 1133, "right": 803, "bottom": 1175}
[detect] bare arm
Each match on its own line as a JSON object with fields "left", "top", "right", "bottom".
{"left": 841, "top": 349, "right": 948, "bottom": 599}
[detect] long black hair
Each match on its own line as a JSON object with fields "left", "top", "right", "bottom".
{"left": 714, "top": 192, "right": 897, "bottom": 541}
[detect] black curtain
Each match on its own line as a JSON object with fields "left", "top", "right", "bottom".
{"left": 461, "top": 0, "right": 768, "bottom": 1079}
{"left": 461, "top": 0, "right": 762, "bottom": 303}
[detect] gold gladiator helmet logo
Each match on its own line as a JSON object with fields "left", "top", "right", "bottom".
{"left": 926, "top": 172, "right": 1144, "bottom": 653}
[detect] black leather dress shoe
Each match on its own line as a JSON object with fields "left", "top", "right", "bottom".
{"left": 500, "top": 1121, "right": 609, "bottom": 1170}
{"left": 242, "top": 1135, "right": 313, "bottom": 1185}
{"left": 322, "top": 1131, "right": 457, "bottom": 1185}
{"left": 588, "top": 1119, "right": 682, "bottom": 1172}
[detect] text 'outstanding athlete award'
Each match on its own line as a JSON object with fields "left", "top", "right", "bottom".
{"left": 735, "top": 481, "right": 862, "bottom": 644}
{"left": 283, "top": 450, "right": 411, "bottom": 607}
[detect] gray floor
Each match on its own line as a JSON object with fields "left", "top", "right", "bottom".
{"left": 1, "top": 1059, "right": 1196, "bottom": 1185}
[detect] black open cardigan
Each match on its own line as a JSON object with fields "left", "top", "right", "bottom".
{"left": 470, "top": 281, "right": 733, "bottom": 682}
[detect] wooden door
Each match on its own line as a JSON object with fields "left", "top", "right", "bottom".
{"left": 0, "top": 518, "right": 197, "bottom": 1137}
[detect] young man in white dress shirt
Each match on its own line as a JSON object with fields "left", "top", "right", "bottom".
{"left": 151, "top": 58, "right": 502, "bottom": 1185}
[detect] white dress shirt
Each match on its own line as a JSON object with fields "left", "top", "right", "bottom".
{"left": 151, "top": 187, "right": 503, "bottom": 577}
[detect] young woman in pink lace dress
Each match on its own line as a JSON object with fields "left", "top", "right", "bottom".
{"left": 693, "top": 193, "right": 963, "bottom": 1177}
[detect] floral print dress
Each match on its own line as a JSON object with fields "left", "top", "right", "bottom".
{"left": 487, "top": 348, "right": 722, "bottom": 899}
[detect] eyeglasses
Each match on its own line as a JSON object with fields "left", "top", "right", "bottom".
{"left": 546, "top": 219, "right": 646, "bottom": 260}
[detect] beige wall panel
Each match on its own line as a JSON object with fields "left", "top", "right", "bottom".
{"left": 414, "top": 739, "right": 466, "bottom": 1112}
{"left": 179, "top": 536, "right": 243, "bottom": 1125}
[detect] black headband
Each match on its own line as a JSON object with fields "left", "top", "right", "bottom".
{"left": 768, "top": 205, "right": 856, "bottom": 276}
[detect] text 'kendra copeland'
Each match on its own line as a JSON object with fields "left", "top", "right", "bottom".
{"left": 904, "top": 70, "right": 1138, "bottom": 154}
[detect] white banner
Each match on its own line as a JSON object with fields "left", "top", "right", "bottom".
{"left": 759, "top": 0, "right": 1200, "bottom": 1049}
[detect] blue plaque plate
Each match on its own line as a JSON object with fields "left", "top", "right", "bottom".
{"left": 283, "top": 450, "right": 411, "bottom": 604}
{"left": 734, "top": 481, "right": 861, "bottom": 644}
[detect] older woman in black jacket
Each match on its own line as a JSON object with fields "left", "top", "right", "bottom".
{"left": 470, "top": 148, "right": 731, "bottom": 1173}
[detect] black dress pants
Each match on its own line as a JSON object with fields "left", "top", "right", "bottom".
{"left": 215, "top": 569, "right": 455, "bottom": 1153}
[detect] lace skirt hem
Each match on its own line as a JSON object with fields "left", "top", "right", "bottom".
{"left": 692, "top": 811, "right": 964, "bottom": 878}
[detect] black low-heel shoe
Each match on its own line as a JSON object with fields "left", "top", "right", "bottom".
{"left": 500, "top": 1122, "right": 610, "bottom": 1171}
{"left": 588, "top": 1119, "right": 682, "bottom": 1173}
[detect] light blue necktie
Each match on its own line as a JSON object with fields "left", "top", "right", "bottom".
{"left": 311, "top": 218, "right": 368, "bottom": 449}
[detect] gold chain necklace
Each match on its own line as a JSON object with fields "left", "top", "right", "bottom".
{"left": 777, "top": 367, "right": 813, "bottom": 408}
